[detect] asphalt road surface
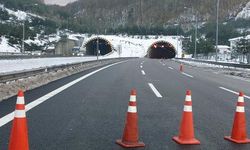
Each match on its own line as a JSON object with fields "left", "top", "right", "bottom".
{"left": 0, "top": 58, "right": 250, "bottom": 150}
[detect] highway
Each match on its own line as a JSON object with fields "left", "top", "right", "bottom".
{"left": 0, "top": 58, "right": 250, "bottom": 150}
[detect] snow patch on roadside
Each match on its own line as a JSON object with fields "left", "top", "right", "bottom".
{"left": 176, "top": 59, "right": 250, "bottom": 80}
{"left": 0, "top": 59, "right": 123, "bottom": 101}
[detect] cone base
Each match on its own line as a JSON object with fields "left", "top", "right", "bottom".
{"left": 116, "top": 139, "right": 145, "bottom": 148}
{"left": 173, "top": 136, "right": 200, "bottom": 145}
{"left": 224, "top": 136, "right": 250, "bottom": 144}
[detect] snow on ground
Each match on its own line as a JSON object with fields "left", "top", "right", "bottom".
{"left": 0, "top": 36, "right": 20, "bottom": 53}
{"left": 85, "top": 34, "right": 182, "bottom": 58}
{"left": 177, "top": 59, "right": 249, "bottom": 68}
{"left": 48, "top": 34, "right": 61, "bottom": 43}
{"left": 68, "top": 34, "right": 81, "bottom": 41}
{"left": 25, "top": 36, "right": 47, "bottom": 46}
{"left": 176, "top": 59, "right": 250, "bottom": 79}
{"left": 0, "top": 4, "right": 45, "bottom": 21}
{"left": 100, "top": 35, "right": 145, "bottom": 57}
{"left": 44, "top": 0, "right": 78, "bottom": 6}
{"left": 0, "top": 58, "right": 122, "bottom": 101}
{"left": 0, "top": 35, "right": 182, "bottom": 74}
{"left": 236, "top": 1, "right": 250, "bottom": 20}
{"left": 0, "top": 56, "right": 127, "bottom": 74}
{"left": 177, "top": 59, "right": 224, "bottom": 68}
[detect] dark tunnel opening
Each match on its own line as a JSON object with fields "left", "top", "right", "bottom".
{"left": 85, "top": 38, "right": 112, "bottom": 56}
{"left": 147, "top": 41, "right": 176, "bottom": 59}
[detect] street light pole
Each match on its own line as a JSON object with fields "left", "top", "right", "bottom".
{"left": 22, "top": 21, "right": 25, "bottom": 53}
{"left": 96, "top": 37, "right": 99, "bottom": 60}
{"left": 194, "top": 11, "right": 198, "bottom": 59}
{"left": 215, "top": 0, "right": 220, "bottom": 61}
{"left": 21, "top": 3, "right": 38, "bottom": 54}
{"left": 96, "top": 18, "right": 102, "bottom": 60}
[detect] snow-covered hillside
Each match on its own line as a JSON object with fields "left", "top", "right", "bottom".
{"left": 0, "top": 36, "right": 19, "bottom": 53}
{"left": 0, "top": 4, "right": 44, "bottom": 21}
{"left": 236, "top": 1, "right": 250, "bottom": 20}
{"left": 0, "top": 4, "right": 47, "bottom": 53}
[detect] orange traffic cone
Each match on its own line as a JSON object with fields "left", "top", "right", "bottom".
{"left": 224, "top": 92, "right": 250, "bottom": 144}
{"left": 8, "top": 90, "right": 29, "bottom": 150}
{"left": 116, "top": 89, "right": 145, "bottom": 148}
{"left": 180, "top": 63, "right": 183, "bottom": 72}
{"left": 173, "top": 90, "right": 200, "bottom": 145}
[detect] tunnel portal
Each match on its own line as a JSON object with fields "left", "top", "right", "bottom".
{"left": 147, "top": 41, "right": 176, "bottom": 59}
{"left": 85, "top": 38, "right": 113, "bottom": 56}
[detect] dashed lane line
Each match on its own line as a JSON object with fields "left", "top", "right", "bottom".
{"left": 140, "top": 65, "right": 143, "bottom": 68}
{"left": 141, "top": 70, "right": 146, "bottom": 75}
{"left": 168, "top": 67, "right": 174, "bottom": 70}
{"left": 148, "top": 83, "right": 163, "bottom": 98}
{"left": 219, "top": 86, "right": 250, "bottom": 100}
{"left": 182, "top": 72, "right": 194, "bottom": 78}
{"left": 0, "top": 61, "right": 126, "bottom": 127}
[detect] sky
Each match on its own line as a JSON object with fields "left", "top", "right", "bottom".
{"left": 43, "top": 0, "right": 78, "bottom": 6}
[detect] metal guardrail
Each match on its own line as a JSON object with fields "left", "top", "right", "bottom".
{"left": 0, "top": 57, "right": 135, "bottom": 83}
{"left": 0, "top": 54, "right": 72, "bottom": 60}
{"left": 176, "top": 58, "right": 250, "bottom": 69}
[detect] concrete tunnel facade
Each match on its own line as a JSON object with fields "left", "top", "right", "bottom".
{"left": 147, "top": 41, "right": 177, "bottom": 59}
{"left": 84, "top": 37, "right": 114, "bottom": 56}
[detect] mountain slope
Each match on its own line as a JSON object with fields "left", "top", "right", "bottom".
{"left": 66, "top": 0, "right": 249, "bottom": 31}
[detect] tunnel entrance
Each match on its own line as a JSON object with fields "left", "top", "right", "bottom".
{"left": 147, "top": 41, "right": 176, "bottom": 59}
{"left": 85, "top": 38, "right": 113, "bottom": 56}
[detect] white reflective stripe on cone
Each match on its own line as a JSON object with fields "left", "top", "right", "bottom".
{"left": 16, "top": 97, "right": 25, "bottom": 104}
{"left": 130, "top": 95, "right": 136, "bottom": 102}
{"left": 185, "top": 95, "right": 191, "bottom": 101}
{"left": 238, "top": 96, "right": 244, "bottom": 102}
{"left": 14, "top": 110, "right": 26, "bottom": 118}
{"left": 236, "top": 106, "right": 245, "bottom": 112}
{"left": 183, "top": 105, "right": 192, "bottom": 112}
{"left": 128, "top": 106, "right": 137, "bottom": 113}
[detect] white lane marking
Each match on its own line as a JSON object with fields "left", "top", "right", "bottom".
{"left": 0, "top": 61, "right": 125, "bottom": 127}
{"left": 219, "top": 86, "right": 250, "bottom": 100}
{"left": 182, "top": 72, "right": 194, "bottom": 78}
{"left": 148, "top": 83, "right": 163, "bottom": 98}
{"left": 163, "top": 64, "right": 166, "bottom": 66}
{"left": 168, "top": 67, "right": 174, "bottom": 70}
{"left": 141, "top": 70, "right": 146, "bottom": 75}
{"left": 140, "top": 65, "right": 143, "bottom": 68}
